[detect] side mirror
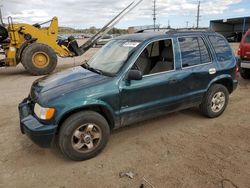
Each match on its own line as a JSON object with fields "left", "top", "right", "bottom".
{"left": 126, "top": 70, "right": 142, "bottom": 81}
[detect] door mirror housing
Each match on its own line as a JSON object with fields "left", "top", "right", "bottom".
{"left": 126, "top": 70, "right": 142, "bottom": 81}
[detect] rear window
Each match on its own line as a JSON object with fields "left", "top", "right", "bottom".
{"left": 245, "top": 32, "right": 250, "bottom": 43}
{"left": 178, "top": 37, "right": 211, "bottom": 67}
{"left": 209, "top": 35, "right": 233, "bottom": 62}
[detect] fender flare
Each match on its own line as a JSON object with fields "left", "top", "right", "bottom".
{"left": 206, "top": 75, "right": 233, "bottom": 93}
{"left": 57, "top": 101, "right": 117, "bottom": 131}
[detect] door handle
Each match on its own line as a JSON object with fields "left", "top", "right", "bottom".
{"left": 209, "top": 68, "right": 216, "bottom": 75}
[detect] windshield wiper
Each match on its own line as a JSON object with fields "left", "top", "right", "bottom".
{"left": 82, "top": 62, "right": 103, "bottom": 75}
{"left": 82, "top": 62, "right": 90, "bottom": 69}
{"left": 89, "top": 67, "right": 103, "bottom": 75}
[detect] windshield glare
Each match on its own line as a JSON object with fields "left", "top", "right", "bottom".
{"left": 87, "top": 40, "right": 140, "bottom": 75}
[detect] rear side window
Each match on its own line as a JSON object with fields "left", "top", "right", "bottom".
{"left": 198, "top": 38, "right": 211, "bottom": 64}
{"left": 178, "top": 37, "right": 211, "bottom": 67}
{"left": 209, "top": 35, "right": 233, "bottom": 62}
{"left": 245, "top": 32, "right": 250, "bottom": 43}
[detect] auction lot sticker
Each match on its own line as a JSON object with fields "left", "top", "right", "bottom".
{"left": 123, "top": 42, "right": 140, "bottom": 48}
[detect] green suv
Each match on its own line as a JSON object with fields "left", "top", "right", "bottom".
{"left": 19, "top": 31, "right": 238, "bottom": 161}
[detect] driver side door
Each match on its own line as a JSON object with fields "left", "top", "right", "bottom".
{"left": 118, "top": 38, "right": 186, "bottom": 126}
{"left": 119, "top": 70, "right": 183, "bottom": 126}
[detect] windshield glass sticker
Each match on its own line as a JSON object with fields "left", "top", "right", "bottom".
{"left": 123, "top": 42, "right": 140, "bottom": 48}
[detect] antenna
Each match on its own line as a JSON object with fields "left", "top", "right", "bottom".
{"left": 153, "top": 0, "right": 156, "bottom": 31}
{"left": 196, "top": 1, "right": 201, "bottom": 28}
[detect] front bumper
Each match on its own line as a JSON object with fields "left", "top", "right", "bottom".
{"left": 240, "top": 60, "right": 250, "bottom": 69}
{"left": 18, "top": 98, "right": 57, "bottom": 148}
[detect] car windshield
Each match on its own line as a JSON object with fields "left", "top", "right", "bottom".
{"left": 86, "top": 39, "right": 140, "bottom": 75}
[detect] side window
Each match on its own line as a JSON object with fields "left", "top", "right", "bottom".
{"left": 198, "top": 38, "right": 211, "bottom": 64}
{"left": 209, "top": 35, "right": 233, "bottom": 62}
{"left": 132, "top": 39, "right": 174, "bottom": 76}
{"left": 178, "top": 37, "right": 211, "bottom": 68}
{"left": 245, "top": 32, "right": 250, "bottom": 43}
{"left": 147, "top": 41, "right": 160, "bottom": 57}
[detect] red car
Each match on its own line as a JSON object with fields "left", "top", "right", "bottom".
{"left": 238, "top": 29, "right": 250, "bottom": 79}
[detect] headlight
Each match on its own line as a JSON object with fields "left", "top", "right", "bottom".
{"left": 34, "top": 103, "right": 55, "bottom": 120}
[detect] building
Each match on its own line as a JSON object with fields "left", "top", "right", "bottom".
{"left": 210, "top": 16, "right": 250, "bottom": 37}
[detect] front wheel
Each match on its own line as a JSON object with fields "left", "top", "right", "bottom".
{"left": 59, "top": 111, "right": 110, "bottom": 161}
{"left": 200, "top": 84, "right": 229, "bottom": 118}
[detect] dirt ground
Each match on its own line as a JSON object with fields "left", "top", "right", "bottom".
{"left": 0, "top": 43, "right": 250, "bottom": 188}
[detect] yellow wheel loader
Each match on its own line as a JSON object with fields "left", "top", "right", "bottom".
{"left": 0, "top": 0, "right": 143, "bottom": 75}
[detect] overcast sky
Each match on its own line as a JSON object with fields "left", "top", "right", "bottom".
{"left": 1, "top": 0, "right": 250, "bottom": 29}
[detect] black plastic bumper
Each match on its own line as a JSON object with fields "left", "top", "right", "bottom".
{"left": 18, "top": 98, "right": 57, "bottom": 148}
{"left": 233, "top": 80, "right": 238, "bottom": 92}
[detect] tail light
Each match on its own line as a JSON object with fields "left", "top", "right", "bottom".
{"left": 237, "top": 43, "right": 242, "bottom": 56}
{"left": 237, "top": 47, "right": 241, "bottom": 56}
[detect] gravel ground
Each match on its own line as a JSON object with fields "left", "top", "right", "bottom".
{"left": 0, "top": 43, "right": 250, "bottom": 188}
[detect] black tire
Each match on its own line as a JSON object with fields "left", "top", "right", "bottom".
{"left": 21, "top": 43, "right": 57, "bottom": 75}
{"left": 0, "top": 25, "right": 8, "bottom": 42}
{"left": 59, "top": 111, "right": 110, "bottom": 161}
{"left": 199, "top": 84, "right": 229, "bottom": 118}
{"left": 240, "top": 68, "right": 250, "bottom": 79}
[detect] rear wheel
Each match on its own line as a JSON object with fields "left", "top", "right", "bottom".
{"left": 240, "top": 68, "right": 250, "bottom": 79}
{"left": 200, "top": 84, "right": 229, "bottom": 118}
{"left": 21, "top": 43, "right": 57, "bottom": 75}
{"left": 59, "top": 111, "right": 110, "bottom": 161}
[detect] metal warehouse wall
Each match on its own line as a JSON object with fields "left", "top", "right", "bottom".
{"left": 210, "top": 22, "right": 233, "bottom": 37}
{"left": 210, "top": 18, "right": 250, "bottom": 37}
{"left": 234, "top": 23, "right": 250, "bottom": 33}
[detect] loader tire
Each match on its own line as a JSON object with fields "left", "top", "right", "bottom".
{"left": 22, "top": 43, "right": 57, "bottom": 75}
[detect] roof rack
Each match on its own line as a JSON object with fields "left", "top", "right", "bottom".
{"left": 135, "top": 27, "right": 210, "bottom": 34}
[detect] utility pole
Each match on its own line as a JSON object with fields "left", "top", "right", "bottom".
{"left": 167, "top": 20, "right": 170, "bottom": 29}
{"left": 0, "top": 5, "right": 3, "bottom": 25}
{"left": 153, "top": 0, "right": 156, "bottom": 31}
{"left": 196, "top": 0, "right": 201, "bottom": 29}
{"left": 186, "top": 21, "right": 189, "bottom": 28}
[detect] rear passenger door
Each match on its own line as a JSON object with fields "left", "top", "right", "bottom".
{"left": 178, "top": 36, "right": 215, "bottom": 100}
{"left": 208, "top": 35, "right": 235, "bottom": 76}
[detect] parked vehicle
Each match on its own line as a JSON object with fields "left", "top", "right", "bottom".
{"left": 226, "top": 32, "right": 242, "bottom": 42}
{"left": 95, "top": 35, "right": 113, "bottom": 46}
{"left": 238, "top": 29, "right": 250, "bottom": 79}
{"left": 19, "top": 31, "right": 238, "bottom": 161}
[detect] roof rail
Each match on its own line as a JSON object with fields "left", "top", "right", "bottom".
{"left": 135, "top": 27, "right": 210, "bottom": 34}
{"left": 167, "top": 28, "right": 209, "bottom": 32}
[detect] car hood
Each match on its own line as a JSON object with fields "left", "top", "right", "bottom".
{"left": 31, "top": 66, "right": 110, "bottom": 96}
